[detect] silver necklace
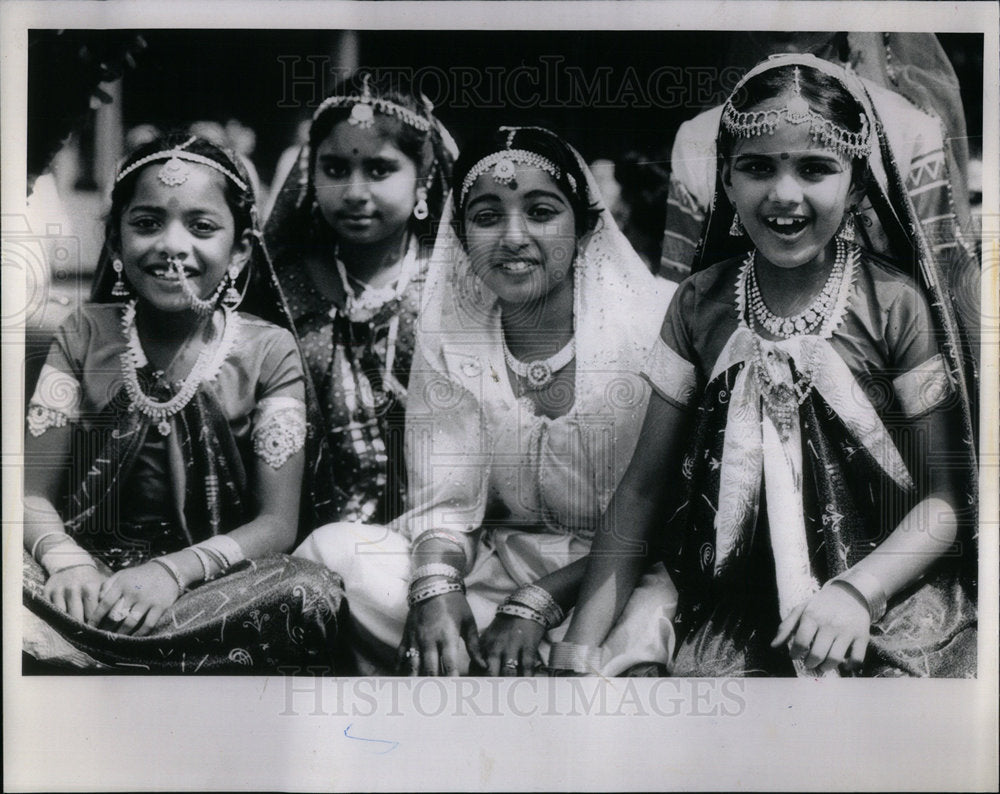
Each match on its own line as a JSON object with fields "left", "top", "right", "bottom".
{"left": 502, "top": 333, "right": 575, "bottom": 390}
{"left": 120, "top": 300, "right": 234, "bottom": 436}
{"left": 747, "top": 238, "right": 847, "bottom": 338}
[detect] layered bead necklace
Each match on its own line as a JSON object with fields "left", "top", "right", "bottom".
{"left": 120, "top": 300, "right": 234, "bottom": 436}
{"left": 740, "top": 238, "right": 856, "bottom": 439}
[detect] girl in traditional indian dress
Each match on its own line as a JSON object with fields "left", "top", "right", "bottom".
{"left": 263, "top": 72, "right": 456, "bottom": 526}
{"left": 22, "top": 134, "right": 344, "bottom": 673}
{"left": 558, "top": 54, "right": 977, "bottom": 677}
{"left": 295, "top": 127, "right": 679, "bottom": 676}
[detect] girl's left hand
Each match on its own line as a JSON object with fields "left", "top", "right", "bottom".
{"left": 89, "top": 562, "right": 183, "bottom": 636}
{"left": 771, "top": 585, "right": 871, "bottom": 674}
{"left": 478, "top": 614, "right": 546, "bottom": 677}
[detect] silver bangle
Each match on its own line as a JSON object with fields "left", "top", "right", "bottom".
{"left": 547, "top": 641, "right": 602, "bottom": 674}
{"left": 410, "top": 562, "right": 463, "bottom": 586}
{"left": 407, "top": 580, "right": 465, "bottom": 607}
{"left": 31, "top": 531, "right": 74, "bottom": 563}
{"left": 193, "top": 535, "right": 245, "bottom": 570}
{"left": 411, "top": 530, "right": 465, "bottom": 555}
{"left": 506, "top": 584, "right": 564, "bottom": 629}
{"left": 151, "top": 557, "right": 187, "bottom": 596}
{"left": 496, "top": 602, "right": 548, "bottom": 627}
{"left": 829, "top": 569, "right": 888, "bottom": 623}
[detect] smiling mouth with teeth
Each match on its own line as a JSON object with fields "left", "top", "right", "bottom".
{"left": 765, "top": 217, "right": 808, "bottom": 234}
{"left": 497, "top": 260, "right": 537, "bottom": 273}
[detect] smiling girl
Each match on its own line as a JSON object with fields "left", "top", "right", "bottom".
{"left": 558, "top": 55, "right": 977, "bottom": 677}
{"left": 22, "top": 134, "right": 343, "bottom": 672}
{"left": 264, "top": 72, "right": 456, "bottom": 527}
{"left": 295, "top": 127, "right": 678, "bottom": 676}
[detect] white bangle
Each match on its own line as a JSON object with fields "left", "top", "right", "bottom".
{"left": 506, "top": 584, "right": 564, "bottom": 629}
{"left": 547, "top": 641, "right": 602, "bottom": 674}
{"left": 410, "top": 562, "right": 463, "bottom": 585}
{"left": 192, "top": 535, "right": 245, "bottom": 571}
{"left": 40, "top": 545, "right": 97, "bottom": 576}
{"left": 31, "top": 531, "right": 76, "bottom": 563}
{"left": 407, "top": 580, "right": 465, "bottom": 607}
{"left": 829, "top": 569, "right": 888, "bottom": 623}
{"left": 151, "top": 557, "right": 187, "bottom": 596}
{"left": 496, "top": 602, "right": 548, "bottom": 627}
{"left": 411, "top": 530, "right": 465, "bottom": 555}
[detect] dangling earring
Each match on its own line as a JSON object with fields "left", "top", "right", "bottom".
{"left": 729, "top": 211, "right": 744, "bottom": 237}
{"left": 111, "top": 258, "right": 130, "bottom": 297}
{"left": 412, "top": 187, "right": 429, "bottom": 221}
{"left": 836, "top": 211, "right": 857, "bottom": 244}
{"left": 222, "top": 264, "right": 242, "bottom": 308}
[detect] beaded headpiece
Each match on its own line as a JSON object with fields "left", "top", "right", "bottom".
{"left": 721, "top": 54, "right": 872, "bottom": 160}
{"left": 311, "top": 73, "right": 433, "bottom": 132}
{"left": 114, "top": 135, "right": 249, "bottom": 192}
{"left": 459, "top": 126, "right": 578, "bottom": 205}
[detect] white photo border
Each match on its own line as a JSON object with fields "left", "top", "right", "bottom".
{"left": 3, "top": 1, "right": 997, "bottom": 791}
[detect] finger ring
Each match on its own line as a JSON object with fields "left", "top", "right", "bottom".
{"left": 405, "top": 647, "right": 420, "bottom": 660}
{"left": 503, "top": 659, "right": 518, "bottom": 669}
{"left": 108, "top": 604, "right": 129, "bottom": 622}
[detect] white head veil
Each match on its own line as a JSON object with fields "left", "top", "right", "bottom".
{"left": 399, "top": 130, "right": 676, "bottom": 550}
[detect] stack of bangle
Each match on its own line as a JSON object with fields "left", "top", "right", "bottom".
{"left": 828, "top": 569, "right": 888, "bottom": 623}
{"left": 31, "top": 531, "right": 98, "bottom": 576}
{"left": 188, "top": 535, "right": 245, "bottom": 584}
{"left": 153, "top": 535, "right": 247, "bottom": 596}
{"left": 407, "top": 531, "right": 468, "bottom": 607}
{"left": 408, "top": 578, "right": 465, "bottom": 607}
{"left": 496, "top": 584, "right": 565, "bottom": 630}
{"left": 547, "top": 641, "right": 602, "bottom": 675}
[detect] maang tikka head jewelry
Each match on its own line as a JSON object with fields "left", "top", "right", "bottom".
{"left": 459, "top": 126, "right": 577, "bottom": 205}
{"left": 721, "top": 62, "right": 872, "bottom": 161}
{"left": 310, "top": 74, "right": 433, "bottom": 132}
{"left": 115, "top": 135, "right": 249, "bottom": 193}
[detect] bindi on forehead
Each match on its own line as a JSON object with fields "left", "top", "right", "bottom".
{"left": 780, "top": 153, "right": 790, "bottom": 160}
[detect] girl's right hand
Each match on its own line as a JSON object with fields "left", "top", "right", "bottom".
{"left": 396, "top": 591, "right": 485, "bottom": 676}
{"left": 44, "top": 565, "right": 108, "bottom": 624}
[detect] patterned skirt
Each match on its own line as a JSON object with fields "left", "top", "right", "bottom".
{"left": 23, "top": 551, "right": 346, "bottom": 674}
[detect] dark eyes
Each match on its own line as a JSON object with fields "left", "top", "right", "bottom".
{"left": 320, "top": 161, "right": 397, "bottom": 179}
{"left": 467, "top": 204, "right": 563, "bottom": 228}
{"left": 126, "top": 216, "right": 222, "bottom": 236}
{"left": 734, "top": 159, "right": 842, "bottom": 179}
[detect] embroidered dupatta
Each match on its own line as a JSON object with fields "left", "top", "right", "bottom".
{"left": 658, "top": 54, "right": 978, "bottom": 677}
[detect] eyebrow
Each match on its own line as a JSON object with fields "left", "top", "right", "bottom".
{"left": 126, "top": 204, "right": 225, "bottom": 217}
{"left": 316, "top": 153, "right": 401, "bottom": 163}
{"left": 733, "top": 151, "right": 843, "bottom": 162}
{"left": 466, "top": 189, "right": 569, "bottom": 210}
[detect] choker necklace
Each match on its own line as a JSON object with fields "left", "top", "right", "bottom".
{"left": 120, "top": 300, "right": 236, "bottom": 436}
{"left": 747, "top": 238, "right": 847, "bottom": 338}
{"left": 502, "top": 333, "right": 575, "bottom": 390}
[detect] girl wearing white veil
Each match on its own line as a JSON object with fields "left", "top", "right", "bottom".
{"left": 296, "top": 126, "right": 678, "bottom": 675}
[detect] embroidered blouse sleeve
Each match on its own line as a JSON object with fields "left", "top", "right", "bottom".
{"left": 25, "top": 312, "right": 88, "bottom": 437}
{"left": 252, "top": 327, "right": 307, "bottom": 469}
{"left": 885, "top": 280, "right": 952, "bottom": 418}
{"left": 641, "top": 277, "right": 698, "bottom": 409}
